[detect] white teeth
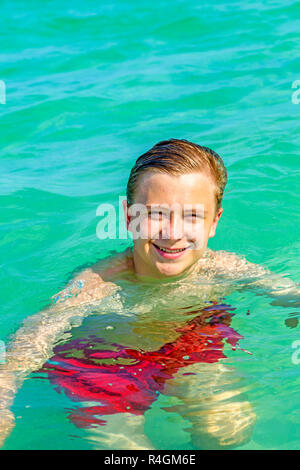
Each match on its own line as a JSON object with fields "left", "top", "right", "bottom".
{"left": 156, "top": 246, "right": 186, "bottom": 253}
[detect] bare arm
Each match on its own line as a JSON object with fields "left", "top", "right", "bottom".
{"left": 237, "top": 258, "right": 299, "bottom": 309}
{"left": 214, "top": 250, "right": 299, "bottom": 318}
{"left": 0, "top": 268, "right": 117, "bottom": 446}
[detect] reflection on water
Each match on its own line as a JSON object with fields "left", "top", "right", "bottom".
{"left": 36, "top": 281, "right": 256, "bottom": 449}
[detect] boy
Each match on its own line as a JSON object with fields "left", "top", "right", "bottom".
{"left": 0, "top": 139, "right": 298, "bottom": 449}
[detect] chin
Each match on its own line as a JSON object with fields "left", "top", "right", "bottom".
{"left": 155, "top": 261, "right": 189, "bottom": 278}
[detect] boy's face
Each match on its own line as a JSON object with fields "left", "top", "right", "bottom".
{"left": 124, "top": 171, "right": 223, "bottom": 279}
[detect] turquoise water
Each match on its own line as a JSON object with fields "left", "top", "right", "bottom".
{"left": 1, "top": 0, "right": 299, "bottom": 450}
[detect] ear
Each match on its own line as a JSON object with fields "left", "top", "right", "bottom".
{"left": 122, "top": 199, "right": 131, "bottom": 230}
{"left": 209, "top": 208, "right": 223, "bottom": 238}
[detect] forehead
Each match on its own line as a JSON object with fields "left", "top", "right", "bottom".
{"left": 134, "top": 171, "right": 216, "bottom": 207}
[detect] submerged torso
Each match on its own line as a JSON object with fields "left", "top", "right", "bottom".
{"left": 34, "top": 247, "right": 265, "bottom": 431}
{"left": 39, "top": 298, "right": 242, "bottom": 427}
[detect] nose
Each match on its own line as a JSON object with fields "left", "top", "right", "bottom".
{"left": 160, "top": 212, "right": 183, "bottom": 240}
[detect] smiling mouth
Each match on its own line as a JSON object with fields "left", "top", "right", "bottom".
{"left": 152, "top": 243, "right": 189, "bottom": 256}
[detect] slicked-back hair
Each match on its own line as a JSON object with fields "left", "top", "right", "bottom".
{"left": 126, "top": 138, "right": 227, "bottom": 212}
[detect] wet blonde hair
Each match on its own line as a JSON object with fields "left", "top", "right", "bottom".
{"left": 126, "top": 138, "right": 227, "bottom": 211}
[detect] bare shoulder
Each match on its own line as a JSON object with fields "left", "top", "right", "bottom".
{"left": 90, "top": 247, "right": 134, "bottom": 281}
{"left": 51, "top": 258, "right": 123, "bottom": 309}
{"left": 207, "top": 249, "right": 268, "bottom": 279}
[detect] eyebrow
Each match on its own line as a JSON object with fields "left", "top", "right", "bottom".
{"left": 145, "top": 205, "right": 208, "bottom": 214}
{"left": 146, "top": 205, "right": 168, "bottom": 209}
{"left": 146, "top": 205, "right": 170, "bottom": 214}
